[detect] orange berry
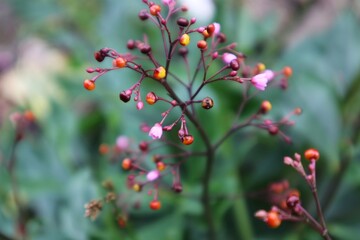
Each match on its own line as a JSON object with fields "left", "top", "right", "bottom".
{"left": 156, "top": 161, "right": 166, "bottom": 171}
{"left": 201, "top": 97, "right": 214, "bottom": 109}
{"left": 149, "top": 200, "right": 161, "bottom": 210}
{"left": 179, "top": 34, "right": 190, "bottom": 46}
{"left": 256, "top": 63, "right": 266, "bottom": 74}
{"left": 260, "top": 100, "right": 272, "bottom": 114}
{"left": 122, "top": 158, "right": 132, "bottom": 170}
{"left": 113, "top": 57, "right": 127, "bottom": 68}
{"left": 197, "top": 40, "right": 207, "bottom": 50}
{"left": 146, "top": 92, "right": 157, "bottom": 105}
{"left": 23, "top": 110, "right": 35, "bottom": 122}
{"left": 153, "top": 66, "right": 166, "bottom": 80}
{"left": 117, "top": 217, "right": 127, "bottom": 228}
{"left": 99, "top": 144, "right": 109, "bottom": 155}
{"left": 83, "top": 79, "right": 96, "bottom": 91}
{"left": 182, "top": 135, "right": 194, "bottom": 145}
{"left": 283, "top": 66, "right": 293, "bottom": 77}
{"left": 150, "top": 4, "right": 161, "bottom": 16}
{"left": 304, "top": 148, "right": 320, "bottom": 161}
{"left": 202, "top": 29, "right": 210, "bottom": 38}
{"left": 266, "top": 211, "right": 281, "bottom": 228}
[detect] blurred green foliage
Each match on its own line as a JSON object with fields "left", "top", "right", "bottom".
{"left": 1, "top": 0, "right": 360, "bottom": 239}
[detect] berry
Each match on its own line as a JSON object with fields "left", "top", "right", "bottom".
{"left": 117, "top": 217, "right": 127, "bottom": 228}
{"left": 132, "top": 183, "right": 142, "bottom": 192}
{"left": 113, "top": 57, "right": 127, "bottom": 68}
{"left": 149, "top": 4, "right": 161, "bottom": 16}
{"left": 119, "top": 91, "right": 131, "bottom": 102}
{"left": 260, "top": 100, "right": 272, "bottom": 114}
{"left": 122, "top": 158, "right": 132, "bottom": 170}
{"left": 266, "top": 211, "right": 281, "bottom": 228}
{"left": 153, "top": 66, "right": 166, "bottom": 80}
{"left": 201, "top": 97, "right": 214, "bottom": 109}
{"left": 177, "top": 17, "right": 189, "bottom": 27}
{"left": 94, "top": 51, "right": 105, "bottom": 62}
{"left": 268, "top": 125, "right": 279, "bottom": 135}
{"left": 156, "top": 161, "right": 166, "bottom": 171}
{"left": 182, "top": 135, "right": 194, "bottom": 145}
{"left": 283, "top": 66, "right": 293, "bottom": 77}
{"left": 149, "top": 200, "right": 161, "bottom": 210}
{"left": 230, "top": 59, "right": 240, "bottom": 71}
{"left": 139, "top": 10, "right": 149, "bottom": 20}
{"left": 139, "top": 141, "right": 149, "bottom": 152}
{"left": 98, "top": 143, "right": 109, "bottom": 155}
{"left": 256, "top": 63, "right": 266, "bottom": 73}
{"left": 207, "top": 23, "right": 215, "bottom": 36}
{"left": 304, "top": 148, "right": 320, "bottom": 161}
{"left": 146, "top": 92, "right": 158, "bottom": 105}
{"left": 83, "top": 79, "right": 96, "bottom": 91}
{"left": 197, "top": 40, "right": 207, "bottom": 50}
{"left": 179, "top": 34, "right": 190, "bottom": 46}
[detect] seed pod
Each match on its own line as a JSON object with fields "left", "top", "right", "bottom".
{"left": 201, "top": 97, "right": 214, "bottom": 109}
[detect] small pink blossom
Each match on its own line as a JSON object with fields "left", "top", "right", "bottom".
{"left": 263, "top": 69, "right": 275, "bottom": 81}
{"left": 149, "top": 123, "right": 163, "bottom": 139}
{"left": 162, "top": 0, "right": 175, "bottom": 6}
{"left": 136, "top": 101, "right": 144, "bottom": 110}
{"left": 116, "top": 136, "right": 130, "bottom": 151}
{"left": 146, "top": 170, "right": 160, "bottom": 181}
{"left": 251, "top": 72, "right": 269, "bottom": 91}
{"left": 222, "top": 53, "right": 237, "bottom": 65}
{"left": 213, "top": 22, "right": 221, "bottom": 35}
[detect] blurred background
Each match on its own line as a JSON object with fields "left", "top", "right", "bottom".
{"left": 1, "top": 0, "right": 360, "bottom": 239}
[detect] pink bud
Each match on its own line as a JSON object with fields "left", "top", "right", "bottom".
{"left": 116, "top": 136, "right": 130, "bottom": 151}
{"left": 213, "top": 22, "right": 221, "bottom": 35}
{"left": 222, "top": 53, "right": 237, "bottom": 65}
{"left": 283, "top": 156, "right": 294, "bottom": 166}
{"left": 137, "top": 101, "right": 144, "bottom": 110}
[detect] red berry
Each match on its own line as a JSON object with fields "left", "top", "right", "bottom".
{"left": 260, "top": 100, "right": 272, "bottom": 114}
{"left": 304, "top": 148, "right": 320, "bottom": 161}
{"left": 149, "top": 200, "right": 161, "bottom": 210}
{"left": 182, "top": 135, "right": 194, "bottom": 145}
{"left": 83, "top": 79, "right": 96, "bottom": 91}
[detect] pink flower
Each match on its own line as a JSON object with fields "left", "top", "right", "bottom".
{"left": 162, "top": 0, "right": 176, "bottom": 7}
{"left": 263, "top": 69, "right": 275, "bottom": 81}
{"left": 146, "top": 170, "right": 160, "bottom": 181}
{"left": 251, "top": 72, "right": 271, "bottom": 91}
{"left": 116, "top": 136, "right": 130, "bottom": 151}
{"left": 222, "top": 53, "right": 237, "bottom": 65}
{"left": 149, "top": 123, "right": 163, "bottom": 139}
{"left": 136, "top": 101, "right": 144, "bottom": 110}
{"left": 213, "top": 22, "right": 221, "bottom": 35}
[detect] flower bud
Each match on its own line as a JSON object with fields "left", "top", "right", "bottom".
{"left": 178, "top": 47, "right": 188, "bottom": 57}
